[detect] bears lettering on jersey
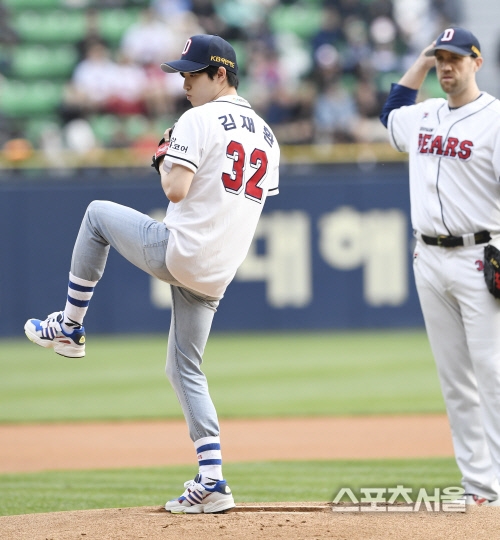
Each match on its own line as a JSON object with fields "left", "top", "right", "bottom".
{"left": 418, "top": 132, "right": 473, "bottom": 160}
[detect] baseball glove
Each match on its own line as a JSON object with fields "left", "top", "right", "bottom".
{"left": 151, "top": 125, "right": 175, "bottom": 175}
{"left": 484, "top": 240, "right": 500, "bottom": 299}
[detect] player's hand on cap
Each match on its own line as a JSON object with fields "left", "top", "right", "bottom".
{"left": 419, "top": 41, "right": 438, "bottom": 69}
{"left": 404, "top": 42, "right": 437, "bottom": 77}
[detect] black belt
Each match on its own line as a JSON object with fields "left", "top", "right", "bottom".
{"left": 421, "top": 230, "right": 491, "bottom": 248}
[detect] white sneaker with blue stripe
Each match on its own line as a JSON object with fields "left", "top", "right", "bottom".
{"left": 24, "top": 311, "right": 86, "bottom": 358}
{"left": 165, "top": 474, "right": 235, "bottom": 514}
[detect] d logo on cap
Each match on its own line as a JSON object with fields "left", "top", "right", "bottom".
{"left": 441, "top": 28, "right": 455, "bottom": 42}
{"left": 182, "top": 39, "right": 192, "bottom": 56}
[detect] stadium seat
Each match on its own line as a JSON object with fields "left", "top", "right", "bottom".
{"left": 0, "top": 80, "right": 64, "bottom": 117}
{"left": 215, "top": 1, "right": 262, "bottom": 29}
{"left": 12, "top": 10, "right": 86, "bottom": 43}
{"left": 11, "top": 45, "right": 78, "bottom": 79}
{"left": 98, "top": 9, "right": 141, "bottom": 45}
{"left": 269, "top": 4, "right": 322, "bottom": 40}
{"left": 29, "top": 81, "right": 64, "bottom": 116}
{"left": 3, "top": 0, "right": 62, "bottom": 9}
{"left": 152, "top": 116, "right": 177, "bottom": 136}
{"left": 89, "top": 114, "right": 122, "bottom": 146}
{"left": 375, "top": 71, "right": 404, "bottom": 93}
{"left": 124, "top": 114, "right": 150, "bottom": 139}
{"left": 376, "top": 70, "right": 445, "bottom": 98}
{"left": 24, "top": 116, "right": 59, "bottom": 145}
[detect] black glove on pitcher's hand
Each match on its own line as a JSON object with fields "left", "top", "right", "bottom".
{"left": 151, "top": 125, "right": 175, "bottom": 174}
{"left": 484, "top": 243, "right": 500, "bottom": 298}
{"left": 151, "top": 137, "right": 170, "bottom": 174}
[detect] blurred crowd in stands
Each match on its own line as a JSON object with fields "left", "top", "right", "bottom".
{"left": 0, "top": 0, "right": 463, "bottom": 158}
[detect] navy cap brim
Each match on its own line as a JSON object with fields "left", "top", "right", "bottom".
{"left": 425, "top": 44, "right": 475, "bottom": 57}
{"left": 161, "top": 60, "right": 209, "bottom": 73}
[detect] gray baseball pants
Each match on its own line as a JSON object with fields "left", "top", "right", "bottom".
{"left": 71, "top": 200, "right": 220, "bottom": 441}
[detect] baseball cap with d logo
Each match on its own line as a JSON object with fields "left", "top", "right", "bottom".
{"left": 161, "top": 34, "right": 238, "bottom": 74}
{"left": 425, "top": 27, "right": 481, "bottom": 58}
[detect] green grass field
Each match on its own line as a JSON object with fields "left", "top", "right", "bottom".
{"left": 0, "top": 459, "right": 460, "bottom": 516}
{"left": 0, "top": 331, "right": 458, "bottom": 516}
{"left": 0, "top": 330, "right": 444, "bottom": 423}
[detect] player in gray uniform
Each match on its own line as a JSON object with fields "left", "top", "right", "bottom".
{"left": 24, "top": 35, "right": 280, "bottom": 513}
{"left": 380, "top": 27, "right": 500, "bottom": 506}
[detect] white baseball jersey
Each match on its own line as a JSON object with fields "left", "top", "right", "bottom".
{"left": 163, "top": 94, "right": 280, "bottom": 298}
{"left": 388, "top": 92, "right": 500, "bottom": 237}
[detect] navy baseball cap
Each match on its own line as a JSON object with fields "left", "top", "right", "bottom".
{"left": 161, "top": 34, "right": 238, "bottom": 74}
{"left": 425, "top": 27, "right": 481, "bottom": 58}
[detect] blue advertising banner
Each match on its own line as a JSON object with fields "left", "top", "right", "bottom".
{"left": 0, "top": 162, "right": 423, "bottom": 337}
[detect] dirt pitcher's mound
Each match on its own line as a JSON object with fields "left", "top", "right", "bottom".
{"left": 0, "top": 415, "right": 461, "bottom": 539}
{"left": 1, "top": 503, "right": 499, "bottom": 540}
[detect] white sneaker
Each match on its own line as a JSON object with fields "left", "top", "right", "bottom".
{"left": 24, "top": 311, "right": 86, "bottom": 358}
{"left": 454, "top": 494, "right": 500, "bottom": 507}
{"left": 165, "top": 474, "right": 235, "bottom": 514}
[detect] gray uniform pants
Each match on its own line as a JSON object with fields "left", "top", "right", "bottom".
{"left": 71, "top": 200, "right": 220, "bottom": 441}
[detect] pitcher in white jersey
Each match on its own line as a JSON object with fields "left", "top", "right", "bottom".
{"left": 380, "top": 27, "right": 500, "bottom": 506}
{"left": 24, "top": 34, "right": 280, "bottom": 513}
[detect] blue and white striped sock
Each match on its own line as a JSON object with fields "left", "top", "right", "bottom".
{"left": 195, "top": 436, "right": 223, "bottom": 484}
{"left": 63, "top": 273, "right": 97, "bottom": 331}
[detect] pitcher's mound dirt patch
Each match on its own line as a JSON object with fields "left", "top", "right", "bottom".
{"left": 0, "top": 415, "right": 466, "bottom": 539}
{"left": 1, "top": 503, "right": 499, "bottom": 540}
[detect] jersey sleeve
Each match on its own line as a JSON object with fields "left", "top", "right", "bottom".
{"left": 267, "top": 145, "right": 280, "bottom": 196}
{"left": 267, "top": 165, "right": 279, "bottom": 196}
{"left": 165, "top": 109, "right": 205, "bottom": 173}
{"left": 387, "top": 103, "right": 421, "bottom": 153}
{"left": 380, "top": 83, "right": 418, "bottom": 128}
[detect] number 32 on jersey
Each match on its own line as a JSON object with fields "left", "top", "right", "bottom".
{"left": 221, "top": 140, "right": 268, "bottom": 203}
